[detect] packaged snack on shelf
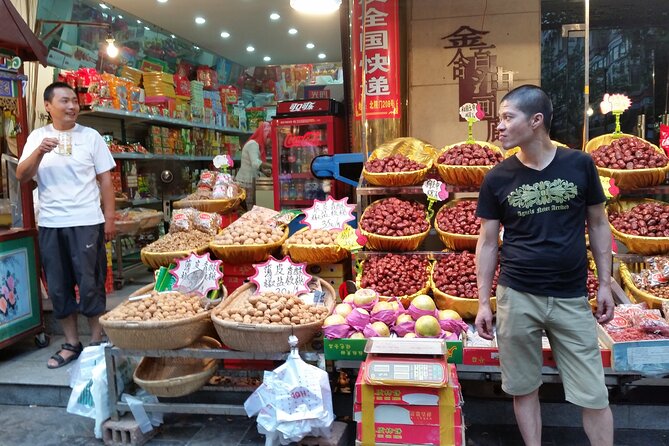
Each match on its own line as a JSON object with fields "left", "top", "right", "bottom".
{"left": 170, "top": 208, "right": 195, "bottom": 233}
{"left": 193, "top": 211, "right": 222, "bottom": 235}
{"left": 197, "top": 170, "right": 218, "bottom": 190}
{"left": 212, "top": 172, "right": 239, "bottom": 199}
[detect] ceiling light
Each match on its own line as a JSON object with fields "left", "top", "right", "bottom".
{"left": 263, "top": 56, "right": 271, "bottom": 62}
{"left": 290, "top": 0, "right": 341, "bottom": 14}
{"left": 318, "top": 53, "right": 326, "bottom": 59}
{"left": 195, "top": 16, "right": 206, "bottom": 25}
{"left": 106, "top": 35, "right": 118, "bottom": 58}
{"left": 306, "top": 42, "right": 315, "bottom": 49}
{"left": 270, "top": 12, "right": 280, "bottom": 20}
{"left": 194, "top": 45, "right": 200, "bottom": 50}
{"left": 171, "top": 34, "right": 176, "bottom": 38}
{"left": 157, "top": 0, "right": 168, "bottom": 3}
{"left": 220, "top": 31, "right": 230, "bottom": 38}
{"left": 144, "top": 26, "right": 150, "bottom": 30}
{"left": 117, "top": 14, "right": 123, "bottom": 18}
{"left": 246, "top": 46, "right": 255, "bottom": 52}
{"left": 99, "top": 3, "right": 109, "bottom": 9}
{"left": 136, "top": 19, "right": 142, "bottom": 24}
{"left": 288, "top": 28, "right": 298, "bottom": 35}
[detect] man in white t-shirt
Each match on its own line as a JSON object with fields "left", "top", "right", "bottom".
{"left": 17, "top": 82, "right": 116, "bottom": 369}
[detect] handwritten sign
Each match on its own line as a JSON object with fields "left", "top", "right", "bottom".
{"left": 459, "top": 102, "right": 485, "bottom": 121}
{"left": 335, "top": 225, "right": 364, "bottom": 252}
{"left": 303, "top": 196, "right": 355, "bottom": 230}
{"left": 169, "top": 252, "right": 224, "bottom": 297}
{"left": 600, "top": 93, "right": 631, "bottom": 114}
{"left": 422, "top": 179, "right": 449, "bottom": 202}
{"left": 249, "top": 256, "right": 312, "bottom": 295}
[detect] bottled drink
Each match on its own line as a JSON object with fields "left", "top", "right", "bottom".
{"left": 281, "top": 180, "right": 289, "bottom": 200}
{"left": 289, "top": 183, "right": 297, "bottom": 201}
{"left": 294, "top": 149, "right": 302, "bottom": 173}
{"left": 302, "top": 147, "right": 312, "bottom": 173}
{"left": 296, "top": 179, "right": 304, "bottom": 201}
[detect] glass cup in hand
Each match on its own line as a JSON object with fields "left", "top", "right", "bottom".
{"left": 54, "top": 132, "right": 72, "bottom": 156}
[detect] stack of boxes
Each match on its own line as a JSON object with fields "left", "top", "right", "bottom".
{"left": 143, "top": 71, "right": 176, "bottom": 117}
{"left": 221, "top": 260, "right": 250, "bottom": 294}
{"left": 204, "top": 90, "right": 224, "bottom": 126}
{"left": 306, "top": 263, "right": 346, "bottom": 298}
{"left": 354, "top": 339, "right": 465, "bottom": 446}
{"left": 190, "top": 80, "right": 205, "bottom": 123}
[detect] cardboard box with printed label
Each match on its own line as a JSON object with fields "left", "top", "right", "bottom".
{"left": 597, "top": 324, "right": 669, "bottom": 374}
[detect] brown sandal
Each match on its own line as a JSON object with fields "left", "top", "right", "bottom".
{"left": 47, "top": 342, "right": 83, "bottom": 369}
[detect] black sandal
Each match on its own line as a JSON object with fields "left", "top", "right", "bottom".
{"left": 47, "top": 342, "right": 83, "bottom": 369}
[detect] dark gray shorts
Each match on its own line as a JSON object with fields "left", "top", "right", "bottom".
{"left": 38, "top": 224, "right": 107, "bottom": 319}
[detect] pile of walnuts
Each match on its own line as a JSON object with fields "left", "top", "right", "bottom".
{"left": 105, "top": 291, "right": 206, "bottom": 321}
{"left": 214, "top": 291, "right": 329, "bottom": 325}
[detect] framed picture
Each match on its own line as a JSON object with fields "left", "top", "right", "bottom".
{"left": 0, "top": 230, "right": 42, "bottom": 348}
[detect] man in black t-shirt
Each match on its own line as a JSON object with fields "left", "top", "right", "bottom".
{"left": 475, "top": 85, "right": 614, "bottom": 446}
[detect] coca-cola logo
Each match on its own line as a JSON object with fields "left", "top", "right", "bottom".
{"left": 283, "top": 130, "right": 324, "bottom": 148}
{"left": 289, "top": 102, "right": 316, "bottom": 112}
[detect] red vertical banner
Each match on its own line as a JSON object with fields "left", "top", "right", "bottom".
{"left": 352, "top": 0, "right": 401, "bottom": 121}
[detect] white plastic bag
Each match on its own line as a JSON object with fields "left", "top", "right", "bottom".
{"left": 66, "top": 344, "right": 110, "bottom": 439}
{"left": 244, "top": 336, "right": 334, "bottom": 446}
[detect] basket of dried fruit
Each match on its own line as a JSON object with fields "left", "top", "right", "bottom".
{"left": 133, "top": 336, "right": 221, "bottom": 397}
{"left": 173, "top": 188, "right": 246, "bottom": 213}
{"left": 585, "top": 134, "right": 669, "bottom": 190}
{"left": 435, "top": 141, "right": 504, "bottom": 187}
{"left": 619, "top": 260, "right": 669, "bottom": 310}
{"left": 362, "top": 137, "right": 437, "bottom": 187}
{"left": 210, "top": 279, "right": 336, "bottom": 352}
{"left": 434, "top": 198, "right": 480, "bottom": 251}
{"left": 101, "top": 287, "right": 221, "bottom": 350}
{"left": 282, "top": 227, "right": 349, "bottom": 264}
{"left": 210, "top": 225, "right": 288, "bottom": 264}
{"left": 430, "top": 251, "right": 497, "bottom": 319}
{"left": 607, "top": 198, "right": 669, "bottom": 255}
{"left": 356, "top": 253, "right": 431, "bottom": 307}
{"left": 359, "top": 198, "right": 430, "bottom": 251}
{"left": 140, "top": 230, "right": 213, "bottom": 270}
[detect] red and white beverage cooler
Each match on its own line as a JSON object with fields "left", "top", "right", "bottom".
{"left": 271, "top": 99, "right": 346, "bottom": 210}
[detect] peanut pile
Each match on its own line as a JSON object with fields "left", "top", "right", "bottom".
{"left": 287, "top": 229, "right": 340, "bottom": 245}
{"left": 105, "top": 291, "right": 206, "bottom": 321}
{"left": 214, "top": 291, "right": 329, "bottom": 325}
{"left": 143, "top": 230, "right": 213, "bottom": 252}
{"left": 213, "top": 223, "right": 284, "bottom": 245}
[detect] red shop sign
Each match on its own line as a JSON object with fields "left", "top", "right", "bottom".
{"left": 352, "top": 0, "right": 401, "bottom": 120}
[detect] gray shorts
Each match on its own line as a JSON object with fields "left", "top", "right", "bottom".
{"left": 38, "top": 224, "right": 107, "bottom": 319}
{"left": 495, "top": 285, "right": 609, "bottom": 409}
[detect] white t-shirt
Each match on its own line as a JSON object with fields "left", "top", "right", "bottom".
{"left": 235, "top": 140, "right": 263, "bottom": 184}
{"left": 19, "top": 124, "right": 116, "bottom": 228}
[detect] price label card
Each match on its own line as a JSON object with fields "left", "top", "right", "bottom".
{"left": 169, "top": 252, "right": 224, "bottom": 296}
{"left": 250, "top": 256, "right": 312, "bottom": 295}
{"left": 459, "top": 102, "right": 485, "bottom": 121}
{"left": 422, "top": 179, "right": 449, "bottom": 201}
{"left": 335, "top": 224, "right": 364, "bottom": 251}
{"left": 600, "top": 93, "right": 631, "bottom": 114}
{"left": 303, "top": 195, "right": 355, "bottom": 230}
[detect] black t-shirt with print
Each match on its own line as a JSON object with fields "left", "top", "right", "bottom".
{"left": 476, "top": 147, "right": 606, "bottom": 298}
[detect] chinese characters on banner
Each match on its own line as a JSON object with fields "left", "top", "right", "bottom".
{"left": 250, "top": 257, "right": 312, "bottom": 296}
{"left": 352, "top": 0, "right": 401, "bottom": 120}
{"left": 441, "top": 26, "right": 514, "bottom": 141}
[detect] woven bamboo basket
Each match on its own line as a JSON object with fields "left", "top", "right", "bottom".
{"left": 100, "top": 284, "right": 223, "bottom": 349}
{"left": 115, "top": 218, "right": 142, "bottom": 236}
{"left": 210, "top": 279, "right": 336, "bottom": 352}
{"left": 430, "top": 277, "right": 497, "bottom": 320}
{"left": 356, "top": 259, "right": 432, "bottom": 308}
{"left": 434, "top": 198, "right": 479, "bottom": 251}
{"left": 140, "top": 244, "right": 210, "bottom": 270}
{"left": 362, "top": 137, "right": 437, "bottom": 186}
{"left": 173, "top": 188, "right": 246, "bottom": 213}
{"left": 209, "top": 226, "right": 289, "bottom": 264}
{"left": 584, "top": 133, "right": 669, "bottom": 190}
{"left": 435, "top": 141, "right": 503, "bottom": 187}
{"left": 607, "top": 198, "right": 669, "bottom": 255}
{"left": 619, "top": 261, "right": 668, "bottom": 310}
{"left": 282, "top": 228, "right": 349, "bottom": 264}
{"left": 132, "top": 336, "right": 221, "bottom": 397}
{"left": 137, "top": 211, "right": 164, "bottom": 230}
{"left": 359, "top": 199, "right": 430, "bottom": 251}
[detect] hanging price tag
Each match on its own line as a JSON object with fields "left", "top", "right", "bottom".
{"left": 169, "top": 252, "right": 224, "bottom": 297}
{"left": 600, "top": 93, "right": 631, "bottom": 114}
{"left": 599, "top": 175, "right": 619, "bottom": 199}
{"left": 335, "top": 224, "right": 364, "bottom": 252}
{"left": 422, "top": 179, "right": 449, "bottom": 219}
{"left": 250, "top": 256, "right": 312, "bottom": 295}
{"left": 303, "top": 195, "right": 355, "bottom": 230}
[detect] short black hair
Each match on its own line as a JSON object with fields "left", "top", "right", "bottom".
{"left": 44, "top": 82, "right": 75, "bottom": 102}
{"left": 500, "top": 85, "right": 553, "bottom": 132}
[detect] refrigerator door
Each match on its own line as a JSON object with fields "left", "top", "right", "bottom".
{"left": 273, "top": 116, "right": 335, "bottom": 210}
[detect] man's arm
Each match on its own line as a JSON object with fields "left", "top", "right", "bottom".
{"left": 97, "top": 170, "right": 116, "bottom": 241}
{"left": 16, "top": 137, "right": 59, "bottom": 183}
{"left": 475, "top": 218, "right": 500, "bottom": 340}
{"left": 586, "top": 203, "right": 614, "bottom": 324}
